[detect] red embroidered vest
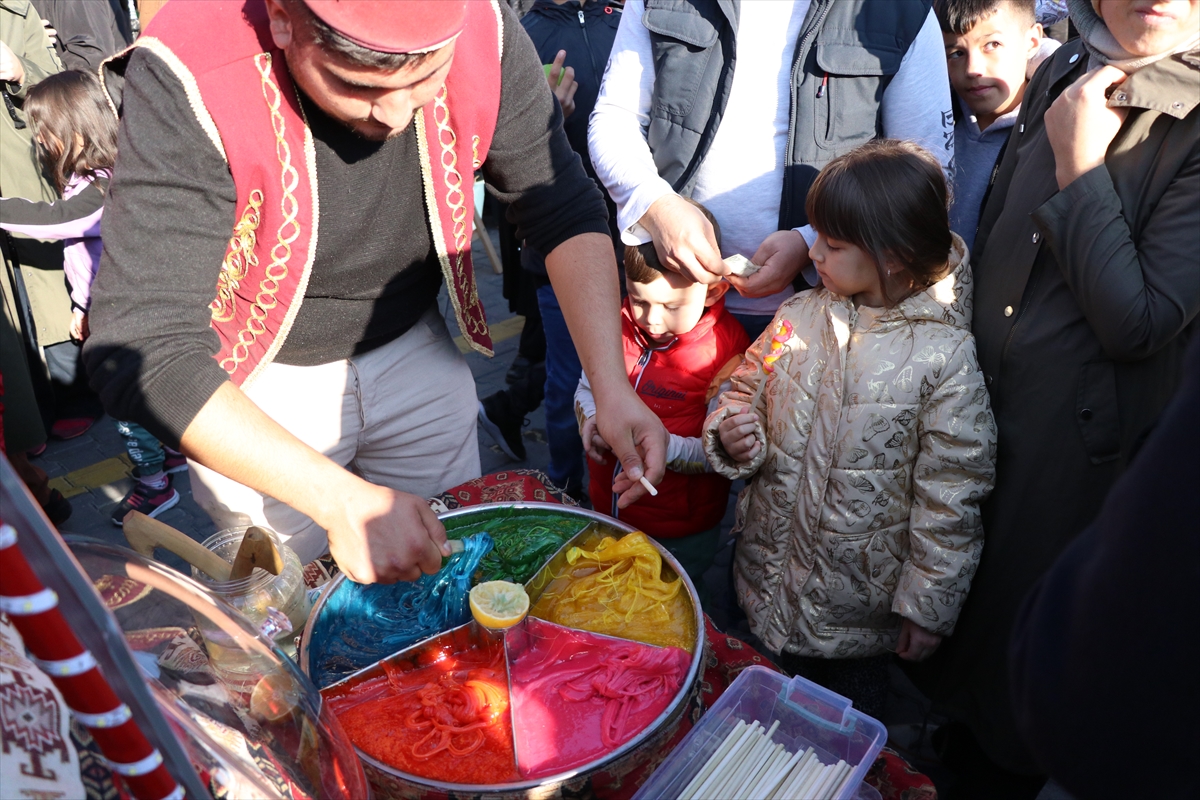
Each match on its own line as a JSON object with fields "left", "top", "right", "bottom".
{"left": 131, "top": 0, "right": 501, "bottom": 386}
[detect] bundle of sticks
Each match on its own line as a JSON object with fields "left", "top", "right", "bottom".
{"left": 675, "top": 719, "right": 855, "bottom": 800}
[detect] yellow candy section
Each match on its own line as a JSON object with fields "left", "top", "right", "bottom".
{"left": 529, "top": 532, "right": 696, "bottom": 652}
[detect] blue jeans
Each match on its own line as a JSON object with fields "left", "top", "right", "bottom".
{"left": 536, "top": 283, "right": 585, "bottom": 498}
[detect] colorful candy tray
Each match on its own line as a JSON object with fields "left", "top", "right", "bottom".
{"left": 300, "top": 503, "right": 706, "bottom": 799}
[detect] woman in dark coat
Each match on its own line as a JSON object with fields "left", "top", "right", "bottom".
{"left": 909, "top": 0, "right": 1200, "bottom": 796}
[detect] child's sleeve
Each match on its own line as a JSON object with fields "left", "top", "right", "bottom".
{"left": 574, "top": 372, "right": 597, "bottom": 435}
{"left": 702, "top": 326, "right": 771, "bottom": 480}
{"left": 0, "top": 179, "right": 106, "bottom": 241}
{"left": 893, "top": 337, "right": 997, "bottom": 636}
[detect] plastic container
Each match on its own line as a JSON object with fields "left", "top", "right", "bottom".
{"left": 633, "top": 665, "right": 887, "bottom": 800}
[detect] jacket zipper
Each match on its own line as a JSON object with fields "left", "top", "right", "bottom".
{"left": 578, "top": 9, "right": 600, "bottom": 85}
{"left": 781, "top": 0, "right": 833, "bottom": 224}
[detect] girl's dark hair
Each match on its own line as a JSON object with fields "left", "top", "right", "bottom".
{"left": 806, "top": 139, "right": 952, "bottom": 306}
{"left": 25, "top": 70, "right": 118, "bottom": 195}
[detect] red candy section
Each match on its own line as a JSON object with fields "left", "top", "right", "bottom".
{"left": 325, "top": 637, "right": 520, "bottom": 785}
{"left": 507, "top": 618, "right": 690, "bottom": 779}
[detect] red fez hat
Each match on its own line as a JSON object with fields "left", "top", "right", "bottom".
{"left": 301, "top": 0, "right": 468, "bottom": 54}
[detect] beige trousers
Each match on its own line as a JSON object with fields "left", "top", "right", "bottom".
{"left": 189, "top": 308, "right": 481, "bottom": 563}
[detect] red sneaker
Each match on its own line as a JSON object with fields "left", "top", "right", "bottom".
{"left": 50, "top": 417, "right": 96, "bottom": 440}
{"left": 111, "top": 482, "right": 179, "bottom": 526}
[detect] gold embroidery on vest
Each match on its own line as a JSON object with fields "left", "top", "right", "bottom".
{"left": 432, "top": 89, "right": 486, "bottom": 337}
{"left": 219, "top": 53, "right": 302, "bottom": 376}
{"left": 211, "top": 190, "right": 263, "bottom": 322}
{"left": 472, "top": 135, "right": 482, "bottom": 170}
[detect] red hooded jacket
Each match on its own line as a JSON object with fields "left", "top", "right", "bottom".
{"left": 590, "top": 297, "right": 749, "bottom": 538}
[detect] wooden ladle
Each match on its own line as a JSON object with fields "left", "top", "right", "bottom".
{"left": 123, "top": 511, "right": 232, "bottom": 581}
{"left": 228, "top": 526, "right": 284, "bottom": 580}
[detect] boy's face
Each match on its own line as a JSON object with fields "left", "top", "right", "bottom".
{"left": 626, "top": 271, "right": 724, "bottom": 345}
{"left": 943, "top": 2, "right": 1042, "bottom": 129}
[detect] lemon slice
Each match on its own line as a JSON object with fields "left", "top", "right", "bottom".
{"left": 469, "top": 580, "right": 530, "bottom": 629}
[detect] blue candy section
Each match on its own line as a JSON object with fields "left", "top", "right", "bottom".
{"left": 308, "top": 533, "right": 493, "bottom": 687}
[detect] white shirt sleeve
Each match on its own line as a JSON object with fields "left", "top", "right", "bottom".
{"left": 587, "top": 0, "right": 677, "bottom": 246}
{"left": 881, "top": 9, "right": 955, "bottom": 179}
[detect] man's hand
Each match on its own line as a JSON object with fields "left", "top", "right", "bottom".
{"left": 718, "top": 407, "right": 761, "bottom": 463}
{"left": 1046, "top": 65, "right": 1129, "bottom": 190}
{"left": 41, "top": 19, "right": 57, "bottom": 46}
{"left": 728, "top": 229, "right": 810, "bottom": 298}
{"left": 595, "top": 385, "right": 666, "bottom": 508}
{"left": 580, "top": 415, "right": 611, "bottom": 463}
{"left": 895, "top": 618, "right": 943, "bottom": 662}
{"left": 0, "top": 41, "right": 26, "bottom": 85}
{"left": 547, "top": 50, "right": 578, "bottom": 119}
{"left": 638, "top": 193, "right": 728, "bottom": 285}
{"left": 319, "top": 477, "right": 450, "bottom": 584}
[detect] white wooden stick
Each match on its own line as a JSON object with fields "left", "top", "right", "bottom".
{"left": 722, "top": 722, "right": 779, "bottom": 799}
{"left": 747, "top": 746, "right": 789, "bottom": 800}
{"left": 712, "top": 728, "right": 768, "bottom": 798}
{"left": 794, "top": 760, "right": 829, "bottom": 798}
{"left": 744, "top": 744, "right": 784, "bottom": 799}
{"left": 757, "top": 746, "right": 805, "bottom": 800}
{"left": 678, "top": 720, "right": 745, "bottom": 800}
{"left": 824, "top": 760, "right": 853, "bottom": 799}
{"left": 812, "top": 760, "right": 847, "bottom": 799}
{"left": 639, "top": 475, "right": 659, "bottom": 496}
{"left": 690, "top": 721, "right": 760, "bottom": 800}
{"left": 776, "top": 752, "right": 820, "bottom": 800}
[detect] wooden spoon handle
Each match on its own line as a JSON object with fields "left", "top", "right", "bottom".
{"left": 229, "top": 526, "right": 284, "bottom": 580}
{"left": 123, "top": 511, "right": 232, "bottom": 582}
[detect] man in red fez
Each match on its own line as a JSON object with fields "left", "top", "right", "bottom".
{"left": 84, "top": 0, "right": 665, "bottom": 583}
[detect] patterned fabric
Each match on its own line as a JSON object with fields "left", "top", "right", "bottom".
{"left": 704, "top": 237, "right": 997, "bottom": 658}
{"left": 426, "top": 469, "right": 578, "bottom": 514}
{"left": 0, "top": 614, "right": 86, "bottom": 800}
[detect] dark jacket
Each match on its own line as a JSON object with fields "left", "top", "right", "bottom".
{"left": 909, "top": 40, "right": 1200, "bottom": 774}
{"left": 641, "top": 0, "right": 930, "bottom": 231}
{"left": 30, "top": 0, "right": 133, "bottom": 72}
{"left": 519, "top": 0, "right": 621, "bottom": 275}
{"left": 1010, "top": 336, "right": 1200, "bottom": 800}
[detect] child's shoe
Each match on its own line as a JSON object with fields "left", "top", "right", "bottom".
{"left": 478, "top": 392, "right": 527, "bottom": 461}
{"left": 111, "top": 481, "right": 179, "bottom": 526}
{"left": 163, "top": 451, "right": 189, "bottom": 474}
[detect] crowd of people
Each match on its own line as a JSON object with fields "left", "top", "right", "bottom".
{"left": 1, "top": 0, "right": 1196, "bottom": 798}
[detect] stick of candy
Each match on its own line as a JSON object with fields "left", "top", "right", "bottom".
{"left": 639, "top": 476, "right": 659, "bottom": 497}
{"left": 747, "top": 319, "right": 793, "bottom": 416}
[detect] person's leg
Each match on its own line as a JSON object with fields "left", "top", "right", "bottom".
{"left": 536, "top": 282, "right": 585, "bottom": 499}
{"left": 353, "top": 308, "right": 481, "bottom": 500}
{"left": 188, "top": 357, "right": 362, "bottom": 563}
{"left": 111, "top": 419, "right": 179, "bottom": 524}
{"left": 657, "top": 525, "right": 721, "bottom": 609}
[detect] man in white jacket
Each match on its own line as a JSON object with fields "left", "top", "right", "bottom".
{"left": 589, "top": 0, "right": 955, "bottom": 338}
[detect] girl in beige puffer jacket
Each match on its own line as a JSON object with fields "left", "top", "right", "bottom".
{"left": 703, "top": 141, "right": 996, "bottom": 717}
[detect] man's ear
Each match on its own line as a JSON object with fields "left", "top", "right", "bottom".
{"left": 263, "top": 0, "right": 296, "bottom": 50}
{"left": 704, "top": 280, "right": 731, "bottom": 307}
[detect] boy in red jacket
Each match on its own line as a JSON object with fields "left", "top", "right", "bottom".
{"left": 575, "top": 202, "right": 750, "bottom": 603}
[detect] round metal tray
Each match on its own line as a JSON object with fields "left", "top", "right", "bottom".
{"left": 300, "top": 502, "right": 706, "bottom": 799}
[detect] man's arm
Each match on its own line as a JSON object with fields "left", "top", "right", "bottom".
{"left": 586, "top": 0, "right": 727, "bottom": 286}
{"left": 484, "top": 3, "right": 666, "bottom": 502}
{"left": 881, "top": 9, "right": 955, "bottom": 179}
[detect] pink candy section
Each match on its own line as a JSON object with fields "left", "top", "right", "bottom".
{"left": 508, "top": 618, "right": 690, "bottom": 779}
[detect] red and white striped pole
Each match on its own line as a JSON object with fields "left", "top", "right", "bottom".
{"left": 0, "top": 523, "right": 184, "bottom": 800}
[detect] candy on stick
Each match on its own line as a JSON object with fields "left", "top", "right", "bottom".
{"left": 746, "top": 319, "right": 794, "bottom": 418}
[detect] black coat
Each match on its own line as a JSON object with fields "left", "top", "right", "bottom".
{"left": 30, "top": 0, "right": 132, "bottom": 72}
{"left": 908, "top": 40, "right": 1200, "bottom": 774}
{"left": 1010, "top": 336, "right": 1200, "bottom": 799}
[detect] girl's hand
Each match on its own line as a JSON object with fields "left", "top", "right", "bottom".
{"left": 718, "top": 408, "right": 761, "bottom": 463}
{"left": 580, "top": 416, "right": 611, "bottom": 463}
{"left": 69, "top": 309, "right": 89, "bottom": 343}
{"left": 896, "top": 618, "right": 942, "bottom": 662}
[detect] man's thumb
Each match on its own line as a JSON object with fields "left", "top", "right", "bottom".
{"left": 617, "top": 450, "right": 644, "bottom": 482}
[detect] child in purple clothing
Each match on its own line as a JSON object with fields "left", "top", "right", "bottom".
{"left": 0, "top": 70, "right": 185, "bottom": 524}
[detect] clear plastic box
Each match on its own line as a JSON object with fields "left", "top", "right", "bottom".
{"left": 633, "top": 665, "right": 887, "bottom": 800}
